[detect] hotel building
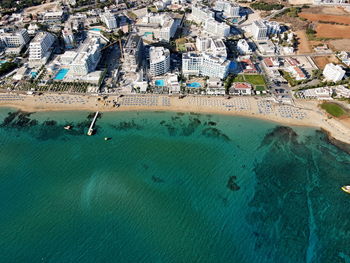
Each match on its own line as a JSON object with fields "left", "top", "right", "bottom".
{"left": 149, "top": 46, "right": 170, "bottom": 76}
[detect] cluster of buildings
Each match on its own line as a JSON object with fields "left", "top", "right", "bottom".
{"left": 214, "top": 1, "right": 240, "bottom": 18}
{"left": 136, "top": 13, "right": 178, "bottom": 42}
{"left": 297, "top": 85, "right": 350, "bottom": 100}
{"left": 250, "top": 20, "right": 281, "bottom": 41}
{"left": 190, "top": 5, "right": 231, "bottom": 37}
{"left": 182, "top": 37, "right": 230, "bottom": 79}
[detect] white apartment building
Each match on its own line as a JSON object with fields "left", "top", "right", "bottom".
{"left": 70, "top": 36, "right": 102, "bottom": 75}
{"left": 237, "top": 39, "right": 251, "bottom": 55}
{"left": 201, "top": 53, "right": 230, "bottom": 79}
{"left": 183, "top": 37, "right": 230, "bottom": 79}
{"left": 0, "top": 29, "right": 30, "bottom": 48}
{"left": 214, "top": 1, "right": 240, "bottom": 18}
{"left": 251, "top": 20, "right": 281, "bottom": 41}
{"left": 149, "top": 46, "right": 170, "bottom": 76}
{"left": 323, "top": 63, "right": 346, "bottom": 82}
{"left": 136, "top": 13, "right": 177, "bottom": 42}
{"left": 196, "top": 37, "right": 227, "bottom": 57}
{"left": 42, "top": 11, "right": 64, "bottom": 23}
{"left": 251, "top": 20, "right": 268, "bottom": 40}
{"left": 204, "top": 18, "right": 230, "bottom": 38}
{"left": 101, "top": 11, "right": 118, "bottom": 29}
{"left": 29, "top": 32, "right": 55, "bottom": 62}
{"left": 191, "top": 5, "right": 215, "bottom": 24}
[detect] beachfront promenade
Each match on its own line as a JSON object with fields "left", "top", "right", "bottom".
{"left": 0, "top": 92, "right": 349, "bottom": 144}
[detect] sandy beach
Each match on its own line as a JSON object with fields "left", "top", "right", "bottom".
{"left": 0, "top": 92, "right": 349, "bottom": 145}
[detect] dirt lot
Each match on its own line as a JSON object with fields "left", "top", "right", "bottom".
{"left": 295, "top": 30, "right": 312, "bottom": 54}
{"left": 313, "top": 55, "right": 339, "bottom": 69}
{"left": 328, "top": 39, "right": 350, "bottom": 52}
{"left": 24, "top": 2, "right": 60, "bottom": 15}
{"left": 299, "top": 13, "right": 350, "bottom": 25}
{"left": 316, "top": 24, "right": 350, "bottom": 38}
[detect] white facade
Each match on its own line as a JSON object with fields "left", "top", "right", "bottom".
{"left": 323, "top": 63, "right": 345, "bottom": 82}
{"left": 204, "top": 18, "right": 230, "bottom": 38}
{"left": 237, "top": 39, "right": 251, "bottom": 55}
{"left": 183, "top": 38, "right": 230, "bottom": 79}
{"left": 214, "top": 1, "right": 240, "bottom": 18}
{"left": 101, "top": 11, "right": 118, "bottom": 29}
{"left": 149, "top": 46, "right": 170, "bottom": 76}
{"left": 42, "top": 11, "right": 64, "bottom": 23}
{"left": 251, "top": 20, "right": 268, "bottom": 40}
{"left": 0, "top": 29, "right": 30, "bottom": 48}
{"left": 70, "top": 37, "right": 102, "bottom": 75}
{"left": 29, "top": 32, "right": 55, "bottom": 61}
{"left": 191, "top": 5, "right": 215, "bottom": 24}
{"left": 251, "top": 20, "right": 281, "bottom": 40}
{"left": 136, "top": 13, "right": 177, "bottom": 42}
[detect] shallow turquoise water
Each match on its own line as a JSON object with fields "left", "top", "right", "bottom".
{"left": 0, "top": 109, "right": 349, "bottom": 263}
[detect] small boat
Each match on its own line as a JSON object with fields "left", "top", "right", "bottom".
{"left": 64, "top": 125, "right": 72, "bottom": 130}
{"left": 341, "top": 185, "right": 350, "bottom": 194}
{"left": 104, "top": 137, "right": 111, "bottom": 141}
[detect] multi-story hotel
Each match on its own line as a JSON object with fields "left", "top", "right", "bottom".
{"left": 183, "top": 37, "right": 230, "bottom": 79}
{"left": 214, "top": 1, "right": 240, "bottom": 18}
{"left": 29, "top": 32, "right": 55, "bottom": 63}
{"left": 149, "top": 46, "right": 170, "bottom": 76}
{"left": 101, "top": 11, "right": 118, "bottom": 30}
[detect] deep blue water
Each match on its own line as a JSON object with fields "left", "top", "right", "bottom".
{"left": 0, "top": 109, "right": 349, "bottom": 263}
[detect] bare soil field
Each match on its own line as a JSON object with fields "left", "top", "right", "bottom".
{"left": 316, "top": 24, "right": 350, "bottom": 38}
{"left": 299, "top": 13, "right": 350, "bottom": 25}
{"left": 313, "top": 55, "right": 339, "bottom": 69}
{"left": 328, "top": 39, "right": 350, "bottom": 52}
{"left": 24, "top": 2, "right": 59, "bottom": 15}
{"left": 296, "top": 30, "right": 312, "bottom": 53}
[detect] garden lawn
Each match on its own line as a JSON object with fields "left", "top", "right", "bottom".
{"left": 321, "top": 102, "right": 346, "bottom": 117}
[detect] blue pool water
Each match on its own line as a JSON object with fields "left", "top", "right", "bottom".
{"left": 0, "top": 60, "right": 7, "bottom": 64}
{"left": 187, "top": 82, "right": 201, "bottom": 88}
{"left": 54, "top": 69, "right": 69, "bottom": 80}
{"left": 30, "top": 72, "right": 37, "bottom": 78}
{"left": 155, "top": 79, "right": 165, "bottom": 87}
{"left": 90, "top": 28, "right": 101, "bottom": 31}
{"left": 229, "top": 61, "right": 238, "bottom": 71}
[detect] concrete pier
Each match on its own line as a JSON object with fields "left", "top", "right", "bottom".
{"left": 87, "top": 111, "right": 99, "bottom": 136}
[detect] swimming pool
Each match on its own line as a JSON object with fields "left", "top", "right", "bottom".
{"left": 155, "top": 79, "right": 165, "bottom": 87}
{"left": 229, "top": 61, "right": 238, "bottom": 71}
{"left": 187, "top": 82, "right": 201, "bottom": 88}
{"left": 30, "top": 72, "right": 37, "bottom": 78}
{"left": 54, "top": 69, "right": 69, "bottom": 80}
{"left": 90, "top": 28, "right": 101, "bottom": 31}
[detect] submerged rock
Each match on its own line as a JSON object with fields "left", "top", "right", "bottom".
{"left": 202, "top": 127, "right": 230, "bottom": 142}
{"left": 227, "top": 176, "right": 240, "bottom": 191}
{"left": 152, "top": 176, "right": 164, "bottom": 183}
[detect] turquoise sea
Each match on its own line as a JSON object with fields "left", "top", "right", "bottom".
{"left": 0, "top": 108, "right": 349, "bottom": 263}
